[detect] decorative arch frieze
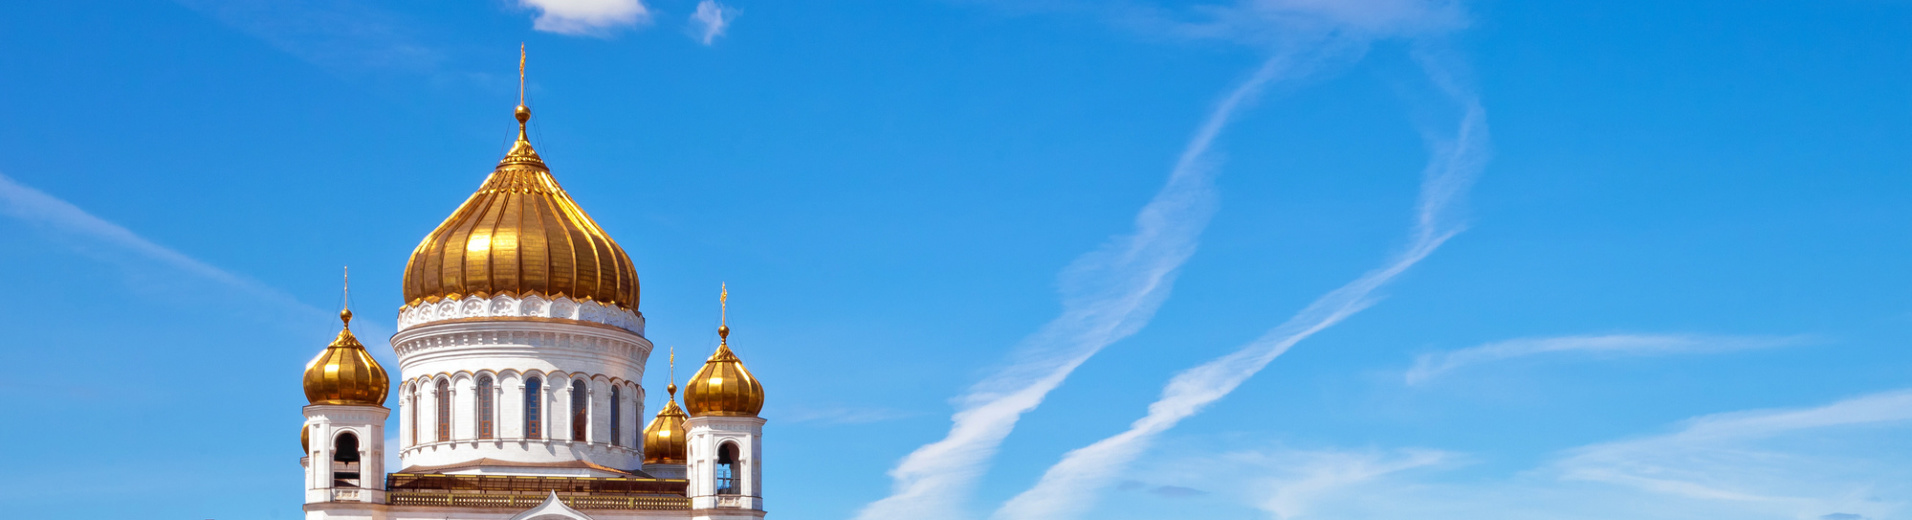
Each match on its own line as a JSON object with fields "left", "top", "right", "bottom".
{"left": 398, "top": 293, "right": 643, "bottom": 335}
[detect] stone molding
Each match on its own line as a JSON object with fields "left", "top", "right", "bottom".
{"left": 399, "top": 293, "right": 645, "bottom": 336}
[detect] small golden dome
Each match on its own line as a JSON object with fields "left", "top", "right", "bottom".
{"left": 641, "top": 383, "right": 688, "bottom": 464}
{"left": 401, "top": 104, "right": 640, "bottom": 310}
{"left": 301, "top": 424, "right": 310, "bottom": 452}
{"left": 684, "top": 325, "right": 764, "bottom": 417}
{"left": 303, "top": 309, "right": 390, "bottom": 406}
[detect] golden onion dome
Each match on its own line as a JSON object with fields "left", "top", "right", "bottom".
{"left": 303, "top": 309, "right": 390, "bottom": 406}
{"left": 641, "top": 383, "right": 689, "bottom": 464}
{"left": 401, "top": 104, "right": 640, "bottom": 310}
{"left": 684, "top": 325, "right": 765, "bottom": 417}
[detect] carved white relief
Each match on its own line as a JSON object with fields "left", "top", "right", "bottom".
{"left": 396, "top": 293, "right": 644, "bottom": 335}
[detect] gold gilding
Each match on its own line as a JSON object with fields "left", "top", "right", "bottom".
{"left": 684, "top": 325, "right": 764, "bottom": 417}
{"left": 401, "top": 105, "right": 640, "bottom": 310}
{"left": 641, "top": 383, "right": 688, "bottom": 464}
{"left": 303, "top": 309, "right": 390, "bottom": 406}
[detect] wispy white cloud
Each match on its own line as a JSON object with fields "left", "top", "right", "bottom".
{"left": 0, "top": 172, "right": 338, "bottom": 328}
{"left": 1405, "top": 334, "right": 1811, "bottom": 385}
{"left": 1139, "top": 389, "right": 1912, "bottom": 520}
{"left": 518, "top": 0, "right": 652, "bottom": 36}
{"left": 1254, "top": 449, "right": 1451, "bottom": 519}
{"left": 1556, "top": 388, "right": 1912, "bottom": 509}
{"left": 781, "top": 405, "right": 919, "bottom": 425}
{"left": 1155, "top": 0, "right": 1469, "bottom": 43}
{"left": 173, "top": 0, "right": 442, "bottom": 73}
{"left": 0, "top": 172, "right": 252, "bottom": 289}
{"left": 688, "top": 0, "right": 737, "bottom": 45}
{"left": 991, "top": 46, "right": 1490, "bottom": 520}
{"left": 852, "top": 47, "right": 1301, "bottom": 520}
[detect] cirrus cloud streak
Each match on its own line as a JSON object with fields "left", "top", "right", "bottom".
{"left": 1405, "top": 334, "right": 1813, "bottom": 385}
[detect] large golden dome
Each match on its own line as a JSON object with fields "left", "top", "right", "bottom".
{"left": 642, "top": 384, "right": 689, "bottom": 464}
{"left": 303, "top": 309, "right": 389, "bottom": 406}
{"left": 684, "top": 325, "right": 765, "bottom": 417}
{"left": 402, "top": 105, "right": 640, "bottom": 310}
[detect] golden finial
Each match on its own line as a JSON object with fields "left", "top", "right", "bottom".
{"left": 340, "top": 266, "right": 353, "bottom": 327}
{"left": 667, "top": 345, "right": 678, "bottom": 397}
{"left": 514, "top": 44, "right": 531, "bottom": 139}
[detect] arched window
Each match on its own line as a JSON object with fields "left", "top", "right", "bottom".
{"left": 715, "top": 442, "right": 740, "bottom": 495}
{"left": 435, "top": 379, "right": 451, "bottom": 442}
{"left": 408, "top": 383, "right": 419, "bottom": 447}
{"left": 333, "top": 432, "right": 362, "bottom": 488}
{"left": 571, "top": 379, "right": 589, "bottom": 442}
{"left": 525, "top": 377, "right": 543, "bottom": 439}
{"left": 609, "top": 386, "right": 622, "bottom": 447}
{"left": 476, "top": 375, "right": 495, "bottom": 439}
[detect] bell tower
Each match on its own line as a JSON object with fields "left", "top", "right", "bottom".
{"left": 301, "top": 273, "right": 391, "bottom": 505}
{"left": 683, "top": 286, "right": 768, "bottom": 518}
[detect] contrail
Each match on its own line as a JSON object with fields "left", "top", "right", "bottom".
{"left": 1405, "top": 334, "right": 1810, "bottom": 385}
{"left": 0, "top": 172, "right": 253, "bottom": 288}
{"left": 0, "top": 171, "right": 329, "bottom": 319}
{"left": 992, "top": 49, "right": 1491, "bottom": 520}
{"left": 853, "top": 53, "right": 1301, "bottom": 520}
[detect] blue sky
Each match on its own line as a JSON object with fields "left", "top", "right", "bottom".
{"left": 2, "top": 1, "right": 1910, "bottom": 519}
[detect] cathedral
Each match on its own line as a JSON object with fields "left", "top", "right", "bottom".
{"left": 299, "top": 98, "right": 767, "bottom": 520}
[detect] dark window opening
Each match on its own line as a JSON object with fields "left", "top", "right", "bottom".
{"left": 476, "top": 375, "right": 495, "bottom": 439}
{"left": 716, "top": 442, "right": 740, "bottom": 495}
{"left": 408, "top": 385, "right": 419, "bottom": 447}
{"left": 525, "top": 377, "right": 543, "bottom": 439}
{"left": 610, "top": 386, "right": 622, "bottom": 447}
{"left": 333, "top": 432, "right": 362, "bottom": 488}
{"left": 435, "top": 379, "right": 451, "bottom": 442}
{"left": 571, "top": 379, "right": 589, "bottom": 442}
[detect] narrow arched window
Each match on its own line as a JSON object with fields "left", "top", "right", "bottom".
{"left": 571, "top": 379, "right": 589, "bottom": 442}
{"left": 476, "top": 375, "right": 495, "bottom": 439}
{"left": 408, "top": 384, "right": 419, "bottom": 447}
{"left": 716, "top": 442, "right": 740, "bottom": 495}
{"left": 435, "top": 379, "right": 451, "bottom": 442}
{"left": 333, "top": 432, "right": 362, "bottom": 488}
{"left": 609, "top": 385, "right": 622, "bottom": 447}
{"left": 525, "top": 377, "right": 543, "bottom": 439}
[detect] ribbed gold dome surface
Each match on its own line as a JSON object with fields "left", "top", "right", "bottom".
{"left": 303, "top": 309, "right": 389, "bottom": 406}
{"left": 402, "top": 105, "right": 640, "bottom": 310}
{"left": 684, "top": 326, "right": 765, "bottom": 417}
{"left": 642, "top": 384, "right": 688, "bottom": 464}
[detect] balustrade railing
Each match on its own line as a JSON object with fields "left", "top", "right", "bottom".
{"left": 387, "top": 491, "right": 690, "bottom": 510}
{"left": 383, "top": 473, "right": 690, "bottom": 510}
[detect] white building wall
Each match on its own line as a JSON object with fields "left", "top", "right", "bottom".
{"left": 683, "top": 416, "right": 766, "bottom": 512}
{"left": 304, "top": 404, "right": 391, "bottom": 505}
{"left": 393, "top": 295, "right": 653, "bottom": 474}
{"left": 501, "top": 371, "right": 525, "bottom": 440}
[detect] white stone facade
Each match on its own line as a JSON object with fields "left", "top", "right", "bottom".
{"left": 305, "top": 405, "right": 391, "bottom": 505}
{"left": 684, "top": 416, "right": 766, "bottom": 512}
{"left": 398, "top": 294, "right": 645, "bottom": 336}
{"left": 305, "top": 296, "right": 767, "bottom": 520}
{"left": 392, "top": 295, "right": 653, "bottom": 474}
